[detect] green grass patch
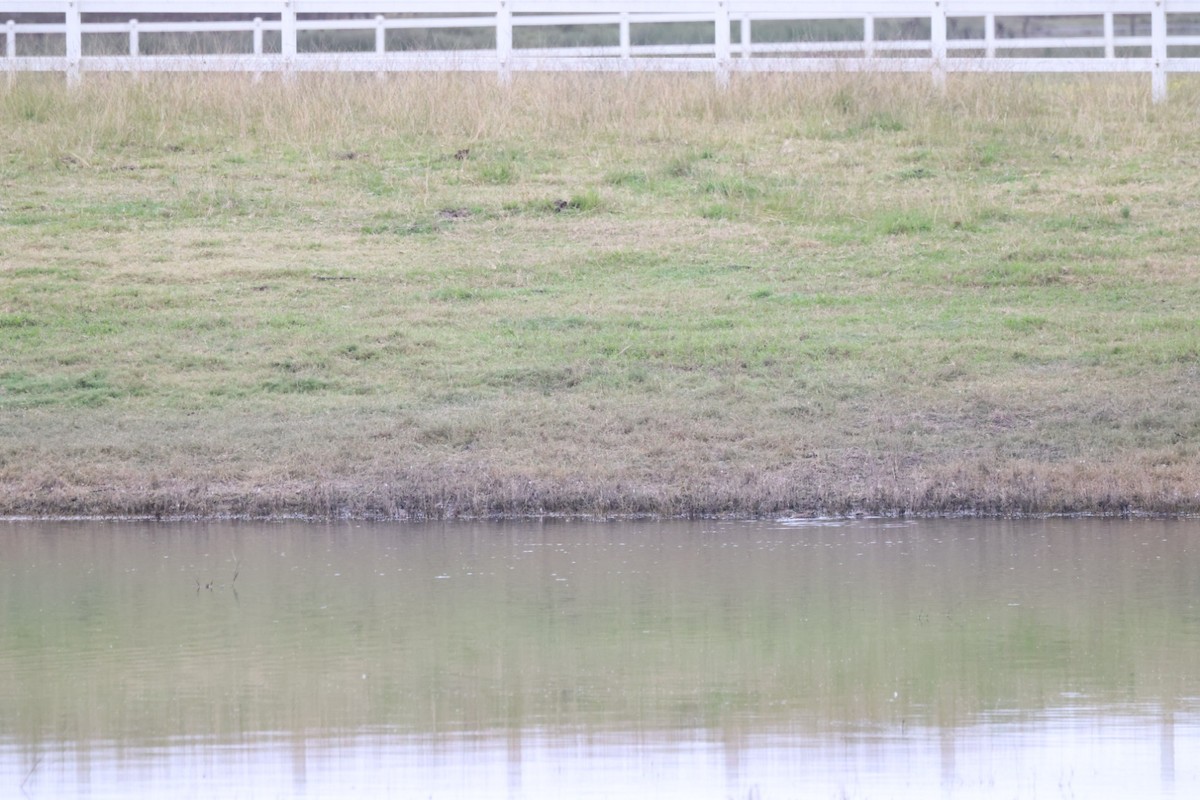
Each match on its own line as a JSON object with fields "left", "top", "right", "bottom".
{"left": 0, "top": 370, "right": 132, "bottom": 408}
{"left": 876, "top": 210, "right": 936, "bottom": 236}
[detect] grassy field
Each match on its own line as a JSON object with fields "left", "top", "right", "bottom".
{"left": 2, "top": 73, "right": 1199, "bottom": 519}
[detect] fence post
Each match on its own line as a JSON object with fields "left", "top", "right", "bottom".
{"left": 714, "top": 0, "right": 730, "bottom": 87}
{"left": 1103, "top": 12, "right": 1114, "bottom": 59}
{"left": 129, "top": 18, "right": 140, "bottom": 79}
{"left": 65, "top": 0, "right": 81, "bottom": 87}
{"left": 253, "top": 16, "right": 263, "bottom": 82}
{"left": 5, "top": 19, "right": 13, "bottom": 87}
{"left": 496, "top": 0, "right": 512, "bottom": 85}
{"left": 740, "top": 14, "right": 751, "bottom": 59}
{"left": 1151, "top": 0, "right": 1167, "bottom": 102}
{"left": 619, "top": 10, "right": 631, "bottom": 73}
{"left": 984, "top": 13, "right": 995, "bottom": 58}
{"left": 281, "top": 0, "right": 297, "bottom": 79}
{"left": 375, "top": 14, "right": 385, "bottom": 81}
{"left": 864, "top": 14, "right": 875, "bottom": 59}
{"left": 930, "top": 0, "right": 947, "bottom": 92}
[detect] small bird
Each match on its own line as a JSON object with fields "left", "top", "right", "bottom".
{"left": 454, "top": 148, "right": 470, "bottom": 161}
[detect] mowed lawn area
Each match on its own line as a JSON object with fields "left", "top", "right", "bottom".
{"left": 2, "top": 73, "right": 1199, "bottom": 518}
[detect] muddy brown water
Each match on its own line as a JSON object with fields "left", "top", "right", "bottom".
{"left": 1, "top": 518, "right": 1198, "bottom": 798}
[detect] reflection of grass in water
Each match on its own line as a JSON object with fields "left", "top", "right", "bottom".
{"left": 2, "top": 73, "right": 1200, "bottom": 518}
{"left": 1, "top": 521, "right": 1197, "bottom": 742}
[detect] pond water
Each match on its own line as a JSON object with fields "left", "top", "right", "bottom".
{"left": 1, "top": 517, "right": 1198, "bottom": 799}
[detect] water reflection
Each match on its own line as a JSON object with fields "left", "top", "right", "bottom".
{"left": 1, "top": 518, "right": 1198, "bottom": 798}
{"left": 2, "top": 713, "right": 1194, "bottom": 799}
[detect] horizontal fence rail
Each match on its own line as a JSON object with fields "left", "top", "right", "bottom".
{"left": 3, "top": 2, "right": 1200, "bottom": 100}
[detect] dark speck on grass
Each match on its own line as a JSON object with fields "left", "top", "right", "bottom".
{"left": 438, "top": 207, "right": 472, "bottom": 220}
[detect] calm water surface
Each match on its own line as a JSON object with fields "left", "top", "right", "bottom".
{"left": 1, "top": 518, "right": 1198, "bottom": 798}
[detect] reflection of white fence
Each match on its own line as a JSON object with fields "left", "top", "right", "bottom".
{"left": 3, "top": 1, "right": 1200, "bottom": 101}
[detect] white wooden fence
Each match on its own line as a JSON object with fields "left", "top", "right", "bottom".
{"left": 3, "top": 1, "right": 1200, "bottom": 101}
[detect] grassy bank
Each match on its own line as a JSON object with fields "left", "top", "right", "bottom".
{"left": 2, "top": 73, "right": 1199, "bottom": 518}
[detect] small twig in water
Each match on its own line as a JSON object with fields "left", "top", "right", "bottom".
{"left": 21, "top": 755, "right": 42, "bottom": 796}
